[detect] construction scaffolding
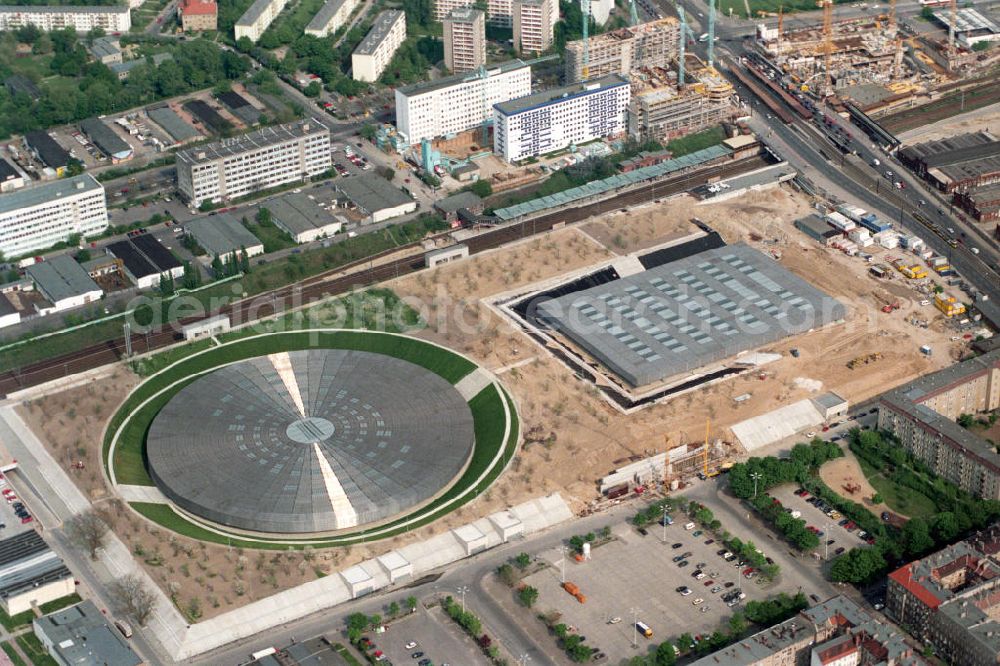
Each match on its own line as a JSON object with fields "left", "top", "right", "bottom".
{"left": 628, "top": 61, "right": 735, "bottom": 143}
{"left": 564, "top": 17, "right": 680, "bottom": 83}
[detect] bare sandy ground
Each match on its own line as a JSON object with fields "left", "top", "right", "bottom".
{"left": 819, "top": 451, "right": 896, "bottom": 518}
{"left": 897, "top": 101, "right": 1000, "bottom": 144}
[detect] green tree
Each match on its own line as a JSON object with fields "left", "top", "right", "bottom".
{"left": 66, "top": 158, "right": 85, "bottom": 176}
{"left": 360, "top": 123, "right": 377, "bottom": 141}
{"left": 517, "top": 585, "right": 538, "bottom": 607}
{"left": 931, "top": 512, "right": 960, "bottom": 543}
{"left": 655, "top": 640, "right": 676, "bottom": 666}
{"left": 346, "top": 612, "right": 367, "bottom": 642}
{"left": 958, "top": 413, "right": 975, "bottom": 428}
{"left": 303, "top": 81, "right": 321, "bottom": 97}
{"left": 387, "top": 601, "right": 400, "bottom": 617}
{"left": 496, "top": 563, "right": 517, "bottom": 587}
{"left": 514, "top": 552, "right": 531, "bottom": 569}
{"left": 210, "top": 253, "right": 223, "bottom": 277}
{"left": 901, "top": 517, "right": 934, "bottom": 556}
{"left": 830, "top": 547, "right": 887, "bottom": 583}
{"left": 405, "top": 595, "right": 418, "bottom": 611}
{"left": 872, "top": 492, "right": 883, "bottom": 504}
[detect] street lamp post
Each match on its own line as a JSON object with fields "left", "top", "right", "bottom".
{"left": 750, "top": 472, "right": 762, "bottom": 498}
{"left": 631, "top": 607, "right": 642, "bottom": 648}
{"left": 456, "top": 585, "right": 469, "bottom": 613}
{"left": 662, "top": 506, "right": 669, "bottom": 544}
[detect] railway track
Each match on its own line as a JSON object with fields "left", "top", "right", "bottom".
{"left": 0, "top": 155, "right": 768, "bottom": 397}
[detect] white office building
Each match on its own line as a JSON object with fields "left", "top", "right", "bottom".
{"left": 0, "top": 5, "right": 131, "bottom": 32}
{"left": 493, "top": 74, "right": 630, "bottom": 162}
{"left": 395, "top": 60, "right": 532, "bottom": 144}
{"left": 352, "top": 10, "right": 406, "bottom": 82}
{"left": 234, "top": 0, "right": 288, "bottom": 42}
{"left": 304, "top": 0, "right": 358, "bottom": 37}
{"left": 176, "top": 119, "right": 331, "bottom": 207}
{"left": 0, "top": 174, "right": 108, "bottom": 258}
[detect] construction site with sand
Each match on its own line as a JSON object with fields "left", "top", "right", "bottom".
{"left": 13, "top": 182, "right": 974, "bottom": 621}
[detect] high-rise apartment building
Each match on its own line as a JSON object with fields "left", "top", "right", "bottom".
{"left": 0, "top": 174, "right": 108, "bottom": 258}
{"left": 351, "top": 10, "right": 406, "bottom": 82}
{"left": 304, "top": 0, "right": 358, "bottom": 37}
{"left": 444, "top": 7, "right": 486, "bottom": 73}
{"left": 493, "top": 74, "right": 630, "bottom": 162}
{"left": 176, "top": 120, "right": 331, "bottom": 207}
{"left": 233, "top": 0, "right": 288, "bottom": 42}
{"left": 0, "top": 5, "right": 131, "bottom": 33}
{"left": 395, "top": 60, "right": 532, "bottom": 144}
{"left": 512, "top": 0, "right": 555, "bottom": 54}
{"left": 487, "top": 0, "right": 512, "bottom": 25}
{"left": 564, "top": 18, "right": 680, "bottom": 83}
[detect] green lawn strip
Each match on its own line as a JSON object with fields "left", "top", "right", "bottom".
{"left": 129, "top": 339, "right": 215, "bottom": 378}
{"left": 665, "top": 125, "right": 727, "bottom": 158}
{"left": 2, "top": 642, "right": 28, "bottom": 666}
{"left": 3, "top": 594, "right": 85, "bottom": 631}
{"left": 0, "top": 605, "right": 29, "bottom": 632}
{"left": 127, "top": 381, "right": 517, "bottom": 548}
{"left": 35, "top": 594, "right": 82, "bottom": 615}
{"left": 15, "top": 633, "right": 57, "bottom": 666}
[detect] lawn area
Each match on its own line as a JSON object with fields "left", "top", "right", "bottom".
{"left": 855, "top": 453, "right": 939, "bottom": 520}
{"left": 127, "top": 382, "right": 517, "bottom": 548}
{"left": 1, "top": 643, "right": 27, "bottom": 666}
{"left": 666, "top": 125, "right": 727, "bottom": 158}
{"left": 242, "top": 216, "right": 296, "bottom": 254}
{"left": 15, "top": 633, "right": 57, "bottom": 666}
{"left": 719, "top": 0, "right": 852, "bottom": 18}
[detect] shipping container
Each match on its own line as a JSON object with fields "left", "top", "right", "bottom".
{"left": 605, "top": 483, "right": 629, "bottom": 499}
{"left": 826, "top": 211, "right": 856, "bottom": 231}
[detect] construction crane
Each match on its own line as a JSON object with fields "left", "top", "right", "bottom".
{"left": 949, "top": 0, "right": 957, "bottom": 54}
{"left": 819, "top": 0, "right": 833, "bottom": 96}
{"left": 777, "top": 6, "right": 783, "bottom": 57}
{"left": 677, "top": 5, "right": 687, "bottom": 89}
{"left": 707, "top": 0, "right": 716, "bottom": 68}
{"left": 629, "top": 0, "right": 639, "bottom": 26}
{"left": 888, "top": 0, "right": 896, "bottom": 32}
{"left": 581, "top": 0, "right": 591, "bottom": 79}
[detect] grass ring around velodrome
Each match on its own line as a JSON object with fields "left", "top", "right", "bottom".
{"left": 103, "top": 330, "right": 519, "bottom": 549}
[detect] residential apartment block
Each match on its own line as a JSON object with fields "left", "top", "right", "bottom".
{"left": 564, "top": 18, "right": 680, "bottom": 83}
{"left": 493, "top": 74, "right": 630, "bottom": 162}
{"left": 444, "top": 7, "right": 486, "bottom": 73}
{"left": 0, "top": 5, "right": 131, "bottom": 33}
{"left": 176, "top": 120, "right": 331, "bottom": 207}
{"left": 487, "top": 0, "right": 512, "bottom": 25}
{"left": 689, "top": 596, "right": 925, "bottom": 666}
{"left": 352, "top": 10, "right": 406, "bottom": 82}
{"left": 0, "top": 174, "right": 107, "bottom": 258}
{"left": 512, "top": 0, "right": 555, "bottom": 54}
{"left": 304, "top": 0, "right": 358, "bottom": 37}
{"left": 179, "top": 0, "right": 217, "bottom": 31}
{"left": 886, "top": 525, "right": 1000, "bottom": 666}
{"left": 234, "top": 0, "right": 288, "bottom": 42}
{"left": 877, "top": 348, "right": 1000, "bottom": 500}
{"left": 395, "top": 60, "right": 532, "bottom": 144}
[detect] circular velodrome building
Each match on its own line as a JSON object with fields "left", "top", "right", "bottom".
{"left": 145, "top": 349, "right": 476, "bottom": 534}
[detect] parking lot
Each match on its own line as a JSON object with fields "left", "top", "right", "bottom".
{"left": 370, "top": 605, "right": 482, "bottom": 666}
{"left": 0, "top": 471, "right": 36, "bottom": 538}
{"left": 524, "top": 517, "right": 820, "bottom": 658}
{"left": 767, "top": 484, "right": 870, "bottom": 555}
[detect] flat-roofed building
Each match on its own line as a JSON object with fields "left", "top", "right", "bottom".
{"left": 266, "top": 193, "right": 343, "bottom": 243}
{"left": 34, "top": 600, "right": 142, "bottom": 666}
{"left": 0, "top": 158, "right": 24, "bottom": 193}
{"left": 444, "top": 7, "right": 486, "bottom": 73}
{"left": 0, "top": 532, "right": 74, "bottom": 616}
{"left": 0, "top": 174, "right": 107, "bottom": 258}
{"left": 176, "top": 119, "right": 330, "bottom": 207}
{"left": 216, "top": 91, "right": 261, "bottom": 126}
{"left": 304, "top": 0, "right": 358, "bottom": 36}
{"left": 493, "top": 74, "right": 630, "bottom": 162}
{"left": 86, "top": 36, "right": 121, "bottom": 64}
{"left": 512, "top": 0, "right": 555, "bottom": 53}
{"left": 180, "top": 0, "right": 217, "bottom": 31}
{"left": 146, "top": 104, "right": 201, "bottom": 144}
{"left": 0, "top": 5, "right": 131, "bottom": 33}
{"left": 109, "top": 53, "right": 172, "bottom": 81}
{"left": 336, "top": 176, "right": 416, "bottom": 223}
{"left": 22, "top": 131, "right": 70, "bottom": 176}
{"left": 80, "top": 118, "right": 133, "bottom": 163}
{"left": 234, "top": 0, "right": 289, "bottom": 42}
{"left": 26, "top": 255, "right": 103, "bottom": 313}
{"left": 352, "top": 10, "right": 406, "bottom": 82}
{"left": 395, "top": 60, "right": 532, "bottom": 144}
{"left": 185, "top": 213, "right": 264, "bottom": 260}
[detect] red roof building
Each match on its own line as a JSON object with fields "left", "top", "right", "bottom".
{"left": 180, "top": 0, "right": 217, "bottom": 31}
